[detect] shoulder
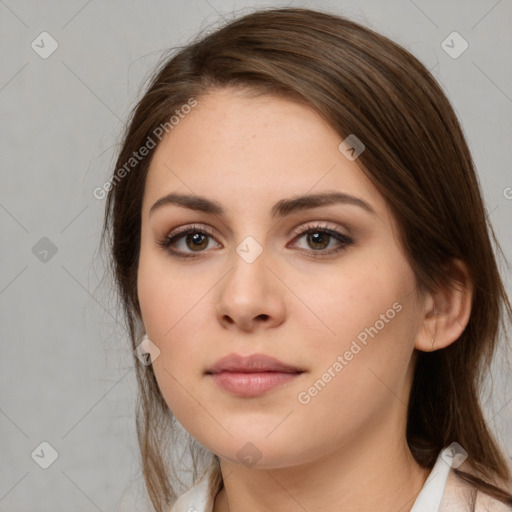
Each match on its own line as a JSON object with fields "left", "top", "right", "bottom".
{"left": 474, "top": 491, "right": 512, "bottom": 512}
{"left": 439, "top": 465, "right": 512, "bottom": 512}
{"left": 474, "top": 480, "right": 512, "bottom": 512}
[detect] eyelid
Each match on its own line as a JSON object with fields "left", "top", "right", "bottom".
{"left": 167, "top": 223, "right": 216, "bottom": 239}
{"left": 289, "top": 221, "right": 350, "bottom": 239}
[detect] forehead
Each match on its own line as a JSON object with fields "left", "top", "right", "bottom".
{"left": 143, "top": 88, "right": 388, "bottom": 219}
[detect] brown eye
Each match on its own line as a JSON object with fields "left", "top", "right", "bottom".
{"left": 156, "top": 225, "right": 220, "bottom": 259}
{"left": 289, "top": 224, "right": 354, "bottom": 257}
{"left": 306, "top": 231, "right": 331, "bottom": 250}
{"left": 185, "top": 232, "right": 209, "bottom": 251}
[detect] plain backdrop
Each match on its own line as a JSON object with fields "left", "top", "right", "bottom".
{"left": 1, "top": 0, "right": 511, "bottom": 511}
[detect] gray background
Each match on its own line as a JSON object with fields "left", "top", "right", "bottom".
{"left": 1, "top": 0, "right": 511, "bottom": 511}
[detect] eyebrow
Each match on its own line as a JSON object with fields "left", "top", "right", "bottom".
{"left": 149, "top": 191, "right": 375, "bottom": 218}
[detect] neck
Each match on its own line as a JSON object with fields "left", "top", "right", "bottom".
{"left": 213, "top": 406, "right": 430, "bottom": 512}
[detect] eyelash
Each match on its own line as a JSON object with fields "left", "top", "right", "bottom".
{"left": 156, "top": 222, "right": 354, "bottom": 260}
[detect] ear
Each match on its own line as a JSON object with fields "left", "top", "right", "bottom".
{"left": 415, "top": 259, "right": 473, "bottom": 352}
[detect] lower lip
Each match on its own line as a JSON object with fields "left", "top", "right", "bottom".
{"left": 209, "top": 371, "right": 302, "bottom": 397}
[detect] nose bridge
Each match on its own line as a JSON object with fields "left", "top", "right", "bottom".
{"left": 225, "top": 235, "right": 270, "bottom": 299}
{"left": 216, "top": 234, "right": 284, "bottom": 329}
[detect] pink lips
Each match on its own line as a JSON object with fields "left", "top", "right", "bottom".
{"left": 206, "top": 353, "right": 304, "bottom": 397}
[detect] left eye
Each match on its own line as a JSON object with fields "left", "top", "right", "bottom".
{"left": 290, "top": 226, "right": 353, "bottom": 255}
{"left": 157, "top": 223, "right": 354, "bottom": 259}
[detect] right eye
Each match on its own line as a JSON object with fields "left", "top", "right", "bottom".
{"left": 156, "top": 224, "right": 221, "bottom": 259}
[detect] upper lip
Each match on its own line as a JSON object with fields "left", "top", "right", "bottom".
{"left": 206, "top": 353, "right": 304, "bottom": 374}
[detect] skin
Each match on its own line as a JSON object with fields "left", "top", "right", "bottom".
{"left": 137, "top": 87, "right": 473, "bottom": 512}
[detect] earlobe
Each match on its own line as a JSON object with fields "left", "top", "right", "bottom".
{"left": 415, "top": 259, "right": 473, "bottom": 353}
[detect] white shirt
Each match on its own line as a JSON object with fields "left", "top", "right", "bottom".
{"left": 170, "top": 446, "right": 512, "bottom": 512}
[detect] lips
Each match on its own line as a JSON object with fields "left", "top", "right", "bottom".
{"left": 205, "top": 353, "right": 305, "bottom": 397}
{"left": 205, "top": 353, "right": 304, "bottom": 374}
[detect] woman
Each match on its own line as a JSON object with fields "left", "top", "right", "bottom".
{"left": 103, "top": 7, "right": 512, "bottom": 512}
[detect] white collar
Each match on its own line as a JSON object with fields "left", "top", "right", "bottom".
{"left": 410, "top": 446, "right": 453, "bottom": 512}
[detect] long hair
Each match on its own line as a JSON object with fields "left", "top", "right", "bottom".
{"left": 100, "top": 7, "right": 512, "bottom": 511}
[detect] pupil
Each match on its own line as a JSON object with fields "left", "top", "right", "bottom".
{"left": 309, "top": 232, "right": 328, "bottom": 249}
{"left": 188, "top": 233, "right": 207, "bottom": 250}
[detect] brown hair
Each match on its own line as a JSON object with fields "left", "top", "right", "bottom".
{"left": 100, "top": 7, "right": 512, "bottom": 511}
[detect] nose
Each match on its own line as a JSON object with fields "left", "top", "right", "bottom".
{"left": 215, "top": 247, "right": 286, "bottom": 332}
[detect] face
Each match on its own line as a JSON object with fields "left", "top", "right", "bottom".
{"left": 137, "top": 88, "right": 427, "bottom": 468}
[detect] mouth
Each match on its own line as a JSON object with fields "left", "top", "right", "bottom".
{"left": 207, "top": 370, "right": 304, "bottom": 397}
{"left": 205, "top": 353, "right": 305, "bottom": 397}
{"left": 206, "top": 352, "right": 304, "bottom": 374}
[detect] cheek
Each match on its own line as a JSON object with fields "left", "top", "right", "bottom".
{"left": 292, "top": 300, "right": 419, "bottom": 448}
{"left": 138, "top": 260, "right": 211, "bottom": 427}
{"left": 137, "top": 246, "right": 200, "bottom": 339}
{"left": 137, "top": 250, "right": 213, "bottom": 377}
{"left": 306, "top": 266, "right": 403, "bottom": 345}
{"left": 302, "top": 258, "right": 420, "bottom": 401}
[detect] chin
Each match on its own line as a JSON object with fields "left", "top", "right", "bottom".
{"left": 191, "top": 430, "right": 321, "bottom": 470}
